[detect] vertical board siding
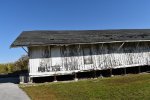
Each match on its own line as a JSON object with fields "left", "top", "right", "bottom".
{"left": 29, "top": 42, "right": 150, "bottom": 76}
{"left": 51, "top": 47, "right": 62, "bottom": 71}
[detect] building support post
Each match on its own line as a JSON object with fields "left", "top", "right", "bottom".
{"left": 99, "top": 73, "right": 103, "bottom": 78}
{"left": 74, "top": 72, "right": 78, "bottom": 81}
{"left": 124, "top": 67, "right": 126, "bottom": 75}
{"left": 54, "top": 74, "right": 57, "bottom": 82}
{"left": 19, "top": 75, "right": 24, "bottom": 84}
{"left": 110, "top": 68, "right": 113, "bottom": 77}
{"left": 138, "top": 66, "right": 141, "bottom": 74}
{"left": 29, "top": 77, "right": 33, "bottom": 83}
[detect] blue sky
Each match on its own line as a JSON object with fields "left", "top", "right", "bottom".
{"left": 0, "top": 0, "right": 150, "bottom": 63}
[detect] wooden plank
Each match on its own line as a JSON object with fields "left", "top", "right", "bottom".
{"left": 28, "top": 42, "right": 150, "bottom": 77}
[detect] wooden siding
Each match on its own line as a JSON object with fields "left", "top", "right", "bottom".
{"left": 29, "top": 42, "right": 150, "bottom": 77}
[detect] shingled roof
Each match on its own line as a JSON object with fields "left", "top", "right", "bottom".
{"left": 11, "top": 29, "right": 150, "bottom": 47}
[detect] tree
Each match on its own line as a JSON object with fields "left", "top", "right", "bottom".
{"left": 14, "top": 55, "right": 29, "bottom": 71}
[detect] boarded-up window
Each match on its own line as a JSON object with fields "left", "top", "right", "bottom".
{"left": 51, "top": 47, "right": 62, "bottom": 71}
{"left": 83, "top": 46, "right": 93, "bottom": 64}
{"left": 43, "top": 46, "right": 50, "bottom": 58}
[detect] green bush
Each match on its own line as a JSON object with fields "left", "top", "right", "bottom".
{"left": 0, "top": 55, "right": 29, "bottom": 74}
{"left": 7, "top": 63, "right": 14, "bottom": 73}
{"left": 0, "top": 64, "right": 8, "bottom": 74}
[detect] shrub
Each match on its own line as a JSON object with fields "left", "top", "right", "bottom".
{"left": 0, "top": 55, "right": 29, "bottom": 74}
{"left": 0, "top": 64, "right": 8, "bottom": 74}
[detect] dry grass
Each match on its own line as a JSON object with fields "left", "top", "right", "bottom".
{"left": 20, "top": 73, "right": 150, "bottom": 100}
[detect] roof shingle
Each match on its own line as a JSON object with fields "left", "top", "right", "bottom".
{"left": 11, "top": 29, "right": 150, "bottom": 47}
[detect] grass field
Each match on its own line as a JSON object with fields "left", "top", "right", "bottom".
{"left": 20, "top": 73, "right": 150, "bottom": 100}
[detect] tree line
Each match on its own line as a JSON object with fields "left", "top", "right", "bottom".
{"left": 0, "top": 55, "right": 29, "bottom": 74}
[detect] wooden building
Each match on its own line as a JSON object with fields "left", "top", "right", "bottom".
{"left": 11, "top": 29, "right": 150, "bottom": 78}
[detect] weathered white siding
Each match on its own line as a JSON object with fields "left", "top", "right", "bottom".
{"left": 29, "top": 42, "right": 150, "bottom": 77}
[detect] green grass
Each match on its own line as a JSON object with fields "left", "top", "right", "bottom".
{"left": 20, "top": 73, "right": 150, "bottom": 100}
